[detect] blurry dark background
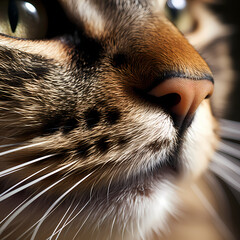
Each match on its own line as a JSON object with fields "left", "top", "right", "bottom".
{"left": 210, "top": 0, "right": 240, "bottom": 121}
{"left": 203, "top": 0, "right": 240, "bottom": 237}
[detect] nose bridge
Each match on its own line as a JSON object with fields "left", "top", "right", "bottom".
{"left": 136, "top": 20, "right": 212, "bottom": 81}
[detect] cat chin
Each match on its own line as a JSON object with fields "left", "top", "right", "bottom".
{"left": 69, "top": 179, "right": 179, "bottom": 240}
{"left": 1, "top": 181, "right": 178, "bottom": 240}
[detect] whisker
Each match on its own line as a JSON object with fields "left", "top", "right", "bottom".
{"left": 17, "top": 203, "right": 65, "bottom": 240}
{"left": 0, "top": 143, "right": 22, "bottom": 148}
{"left": 0, "top": 161, "right": 76, "bottom": 202}
{"left": 212, "top": 152, "right": 240, "bottom": 175}
{"left": 30, "top": 171, "right": 94, "bottom": 240}
{"left": 54, "top": 202, "right": 80, "bottom": 240}
{"left": 217, "top": 140, "right": 240, "bottom": 159}
{"left": 72, "top": 207, "right": 95, "bottom": 240}
{"left": 0, "top": 168, "right": 24, "bottom": 178}
{"left": 0, "top": 193, "right": 35, "bottom": 225}
{"left": 48, "top": 199, "right": 91, "bottom": 240}
{"left": 0, "top": 177, "right": 67, "bottom": 236}
{"left": 48, "top": 200, "right": 74, "bottom": 240}
{"left": 107, "top": 175, "right": 114, "bottom": 204}
{"left": 0, "top": 165, "right": 52, "bottom": 197}
{"left": 110, "top": 215, "right": 117, "bottom": 239}
{"left": 209, "top": 163, "right": 240, "bottom": 192}
{"left": 1, "top": 227, "right": 23, "bottom": 240}
{"left": 218, "top": 119, "right": 240, "bottom": 141}
{"left": 191, "top": 184, "right": 235, "bottom": 240}
{"left": 211, "top": 152, "right": 240, "bottom": 191}
{"left": 121, "top": 205, "right": 129, "bottom": 240}
{"left": 0, "top": 142, "right": 46, "bottom": 157}
{"left": 0, "top": 193, "right": 37, "bottom": 240}
{"left": 203, "top": 172, "right": 237, "bottom": 223}
{"left": 219, "top": 119, "right": 240, "bottom": 129}
{"left": 0, "top": 154, "right": 56, "bottom": 178}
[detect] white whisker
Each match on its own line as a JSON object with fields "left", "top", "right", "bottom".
{"left": 0, "top": 177, "right": 67, "bottom": 236}
{"left": 219, "top": 119, "right": 240, "bottom": 141}
{"left": 0, "top": 161, "right": 76, "bottom": 202}
{"left": 0, "top": 194, "right": 37, "bottom": 240}
{"left": 0, "top": 193, "right": 35, "bottom": 225}
{"left": 30, "top": 172, "right": 94, "bottom": 240}
{"left": 218, "top": 140, "right": 240, "bottom": 159}
{"left": 121, "top": 205, "right": 129, "bottom": 240}
{"left": 212, "top": 152, "right": 240, "bottom": 175}
{"left": 0, "top": 142, "right": 46, "bottom": 157}
{"left": 48, "top": 200, "right": 74, "bottom": 240}
{"left": 49, "top": 199, "right": 90, "bottom": 240}
{"left": 0, "top": 168, "right": 24, "bottom": 178}
{"left": 203, "top": 172, "right": 239, "bottom": 227}
{"left": 1, "top": 226, "right": 22, "bottom": 240}
{"left": 72, "top": 207, "right": 94, "bottom": 240}
{"left": 17, "top": 203, "right": 64, "bottom": 240}
{"left": 110, "top": 215, "right": 116, "bottom": 239}
{"left": 107, "top": 175, "right": 114, "bottom": 204}
{"left": 204, "top": 173, "right": 233, "bottom": 215}
{"left": 211, "top": 152, "right": 240, "bottom": 191}
{"left": 0, "top": 143, "right": 21, "bottom": 148}
{"left": 54, "top": 202, "right": 80, "bottom": 240}
{"left": 219, "top": 119, "right": 240, "bottom": 129}
{"left": 209, "top": 163, "right": 240, "bottom": 192}
{"left": 191, "top": 184, "right": 235, "bottom": 240}
{"left": 0, "top": 165, "right": 51, "bottom": 197}
{"left": 0, "top": 154, "right": 56, "bottom": 178}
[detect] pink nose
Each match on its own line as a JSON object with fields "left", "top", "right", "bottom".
{"left": 148, "top": 78, "right": 214, "bottom": 126}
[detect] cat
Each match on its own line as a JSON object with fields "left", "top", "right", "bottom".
{"left": 0, "top": 0, "right": 239, "bottom": 239}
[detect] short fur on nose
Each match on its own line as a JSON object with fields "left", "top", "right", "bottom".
{"left": 148, "top": 78, "right": 214, "bottom": 126}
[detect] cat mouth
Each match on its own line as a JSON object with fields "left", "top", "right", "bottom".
{"left": 105, "top": 125, "right": 192, "bottom": 195}
{"left": 92, "top": 141, "right": 182, "bottom": 198}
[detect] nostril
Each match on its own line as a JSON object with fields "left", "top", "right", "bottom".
{"left": 158, "top": 93, "right": 181, "bottom": 110}
{"left": 205, "top": 94, "right": 211, "bottom": 99}
{"left": 147, "top": 77, "right": 214, "bottom": 129}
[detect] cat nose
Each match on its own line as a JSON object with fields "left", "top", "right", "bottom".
{"left": 148, "top": 77, "right": 214, "bottom": 127}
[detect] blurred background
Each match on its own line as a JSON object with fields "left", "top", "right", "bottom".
{"left": 207, "top": 0, "right": 240, "bottom": 122}
{"left": 166, "top": 0, "right": 240, "bottom": 239}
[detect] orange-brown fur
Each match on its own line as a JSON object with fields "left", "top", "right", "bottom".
{"left": 0, "top": 0, "right": 232, "bottom": 239}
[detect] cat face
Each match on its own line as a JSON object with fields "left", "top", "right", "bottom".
{"left": 0, "top": 0, "right": 218, "bottom": 239}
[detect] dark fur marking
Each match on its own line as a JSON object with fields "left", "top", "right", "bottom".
{"left": 105, "top": 108, "right": 121, "bottom": 125}
{"left": 95, "top": 136, "right": 110, "bottom": 153}
{"left": 10, "top": 69, "right": 34, "bottom": 81}
{"left": 0, "top": 92, "right": 13, "bottom": 101}
{"left": 31, "top": 66, "right": 50, "bottom": 79}
{"left": 0, "top": 66, "right": 49, "bottom": 86}
{"left": 62, "top": 118, "right": 79, "bottom": 134}
{"left": 77, "top": 141, "right": 91, "bottom": 157}
{"left": 0, "top": 47, "right": 51, "bottom": 81}
{"left": 84, "top": 108, "right": 101, "bottom": 129}
{"left": 69, "top": 31, "right": 103, "bottom": 68}
{"left": 0, "top": 67, "right": 24, "bottom": 87}
{"left": 112, "top": 53, "right": 128, "bottom": 68}
{"left": 148, "top": 140, "right": 171, "bottom": 152}
{"left": 117, "top": 136, "right": 129, "bottom": 146}
{"left": 42, "top": 113, "right": 78, "bottom": 134}
{"left": 42, "top": 114, "right": 63, "bottom": 134}
{"left": 0, "top": 49, "right": 15, "bottom": 61}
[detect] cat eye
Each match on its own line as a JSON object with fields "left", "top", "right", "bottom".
{"left": 0, "top": 0, "right": 48, "bottom": 39}
{"left": 165, "top": 0, "right": 195, "bottom": 34}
